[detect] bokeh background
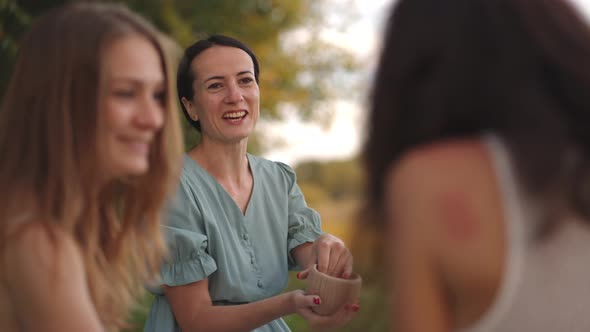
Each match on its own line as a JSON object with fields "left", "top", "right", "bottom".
{"left": 6, "top": 0, "right": 590, "bottom": 331}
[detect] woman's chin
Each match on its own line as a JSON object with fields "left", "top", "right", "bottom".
{"left": 109, "top": 159, "right": 150, "bottom": 180}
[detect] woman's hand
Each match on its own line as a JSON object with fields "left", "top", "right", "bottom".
{"left": 294, "top": 294, "right": 360, "bottom": 331}
{"left": 300, "top": 234, "right": 353, "bottom": 278}
{"left": 290, "top": 289, "right": 322, "bottom": 313}
{"left": 290, "top": 235, "right": 359, "bottom": 330}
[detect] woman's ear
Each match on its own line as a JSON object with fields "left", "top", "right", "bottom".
{"left": 181, "top": 97, "right": 199, "bottom": 121}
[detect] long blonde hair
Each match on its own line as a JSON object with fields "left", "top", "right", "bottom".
{"left": 0, "top": 2, "right": 182, "bottom": 329}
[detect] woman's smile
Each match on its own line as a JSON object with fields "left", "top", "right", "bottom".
{"left": 222, "top": 109, "right": 248, "bottom": 122}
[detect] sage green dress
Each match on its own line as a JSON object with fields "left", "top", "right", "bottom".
{"left": 144, "top": 154, "right": 323, "bottom": 332}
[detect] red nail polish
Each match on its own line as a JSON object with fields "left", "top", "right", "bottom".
{"left": 342, "top": 273, "right": 350, "bottom": 279}
{"left": 352, "top": 304, "right": 360, "bottom": 312}
{"left": 313, "top": 297, "right": 321, "bottom": 305}
{"left": 296, "top": 272, "right": 301, "bottom": 279}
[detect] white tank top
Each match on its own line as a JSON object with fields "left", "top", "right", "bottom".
{"left": 460, "top": 135, "right": 590, "bottom": 332}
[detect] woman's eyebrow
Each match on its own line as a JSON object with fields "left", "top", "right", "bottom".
{"left": 203, "top": 70, "right": 254, "bottom": 83}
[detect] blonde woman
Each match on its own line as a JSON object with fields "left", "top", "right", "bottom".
{"left": 0, "top": 3, "right": 182, "bottom": 331}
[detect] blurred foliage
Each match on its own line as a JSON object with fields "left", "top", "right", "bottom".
{"left": 0, "top": 0, "right": 30, "bottom": 95}
{"left": 298, "top": 182, "right": 331, "bottom": 206}
{"left": 0, "top": 0, "right": 360, "bottom": 152}
{"left": 296, "top": 157, "right": 364, "bottom": 201}
{"left": 123, "top": 291, "right": 154, "bottom": 332}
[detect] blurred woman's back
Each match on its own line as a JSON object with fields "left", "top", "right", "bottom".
{"left": 364, "top": 0, "right": 590, "bottom": 331}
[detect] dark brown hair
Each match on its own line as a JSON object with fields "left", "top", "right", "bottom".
{"left": 365, "top": 0, "right": 590, "bottom": 228}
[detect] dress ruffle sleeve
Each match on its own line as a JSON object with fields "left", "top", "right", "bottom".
{"left": 159, "top": 225, "right": 217, "bottom": 286}
{"left": 151, "top": 177, "right": 217, "bottom": 294}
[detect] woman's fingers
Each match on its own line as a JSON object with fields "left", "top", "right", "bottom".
{"left": 327, "top": 246, "right": 351, "bottom": 277}
{"left": 296, "top": 266, "right": 311, "bottom": 280}
{"left": 315, "top": 239, "right": 331, "bottom": 273}
{"left": 298, "top": 303, "right": 360, "bottom": 330}
{"left": 313, "top": 234, "right": 353, "bottom": 277}
{"left": 292, "top": 290, "right": 322, "bottom": 309}
{"left": 341, "top": 255, "right": 354, "bottom": 279}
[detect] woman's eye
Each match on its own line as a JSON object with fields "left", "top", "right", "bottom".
{"left": 154, "top": 91, "right": 166, "bottom": 104}
{"left": 113, "top": 90, "right": 135, "bottom": 98}
{"left": 240, "top": 77, "right": 254, "bottom": 84}
{"left": 207, "top": 83, "right": 222, "bottom": 89}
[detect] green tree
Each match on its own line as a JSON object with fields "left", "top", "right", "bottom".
{"left": 0, "top": 0, "right": 30, "bottom": 95}
{"left": 1, "top": 0, "right": 359, "bottom": 152}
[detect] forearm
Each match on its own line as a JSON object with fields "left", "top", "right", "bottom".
{"left": 182, "top": 292, "right": 295, "bottom": 332}
{"left": 292, "top": 242, "right": 315, "bottom": 269}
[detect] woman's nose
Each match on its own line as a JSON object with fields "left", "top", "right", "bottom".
{"left": 224, "top": 83, "right": 244, "bottom": 104}
{"left": 137, "top": 94, "right": 164, "bottom": 130}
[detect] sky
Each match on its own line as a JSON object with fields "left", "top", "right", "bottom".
{"left": 261, "top": 0, "right": 590, "bottom": 166}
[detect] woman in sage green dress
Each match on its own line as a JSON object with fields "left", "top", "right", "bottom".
{"left": 145, "top": 35, "right": 360, "bottom": 332}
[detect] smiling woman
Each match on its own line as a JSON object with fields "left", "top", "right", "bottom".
{"left": 0, "top": 3, "right": 182, "bottom": 332}
{"left": 182, "top": 45, "right": 260, "bottom": 145}
{"left": 100, "top": 35, "right": 167, "bottom": 178}
{"left": 144, "top": 35, "right": 360, "bottom": 332}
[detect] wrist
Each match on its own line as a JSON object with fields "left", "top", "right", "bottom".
{"left": 286, "top": 290, "right": 299, "bottom": 314}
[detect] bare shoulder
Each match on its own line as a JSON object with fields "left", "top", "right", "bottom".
{"left": 387, "top": 139, "right": 491, "bottom": 192}
{"left": 3, "top": 221, "right": 87, "bottom": 305}
{"left": 2, "top": 221, "right": 102, "bottom": 331}
{"left": 4, "top": 222, "right": 84, "bottom": 284}
{"left": 385, "top": 139, "right": 506, "bottom": 329}
{"left": 385, "top": 138, "right": 505, "bottom": 262}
